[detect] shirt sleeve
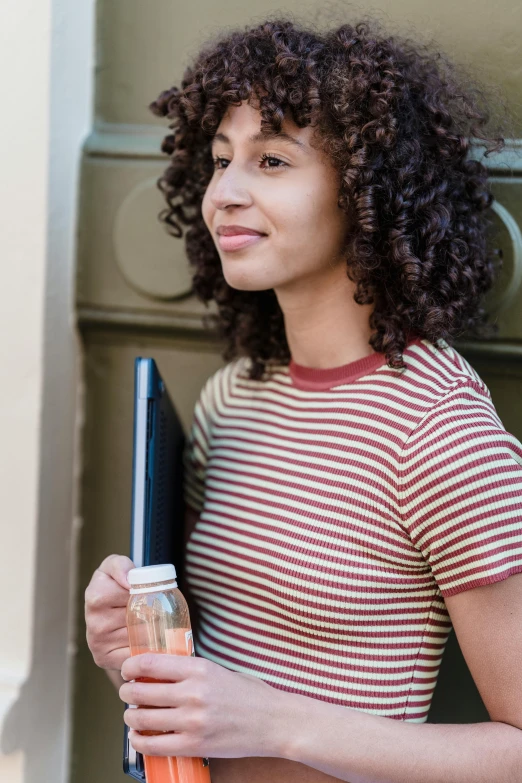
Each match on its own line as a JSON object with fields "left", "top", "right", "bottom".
{"left": 183, "top": 375, "right": 215, "bottom": 515}
{"left": 398, "top": 380, "right": 522, "bottom": 597}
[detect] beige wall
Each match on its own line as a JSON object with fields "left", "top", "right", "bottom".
{"left": 0, "top": 0, "right": 94, "bottom": 781}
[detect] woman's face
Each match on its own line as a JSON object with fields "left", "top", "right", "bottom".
{"left": 202, "top": 100, "right": 351, "bottom": 294}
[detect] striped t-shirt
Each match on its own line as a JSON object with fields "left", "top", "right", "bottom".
{"left": 182, "top": 336, "right": 522, "bottom": 722}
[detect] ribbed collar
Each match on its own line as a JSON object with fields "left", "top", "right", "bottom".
{"left": 289, "top": 336, "right": 422, "bottom": 391}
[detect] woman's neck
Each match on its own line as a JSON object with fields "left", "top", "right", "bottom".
{"left": 275, "top": 267, "right": 375, "bottom": 370}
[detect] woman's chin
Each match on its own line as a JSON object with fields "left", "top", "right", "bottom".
{"left": 222, "top": 272, "right": 276, "bottom": 292}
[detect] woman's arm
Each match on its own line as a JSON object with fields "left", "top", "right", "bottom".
{"left": 278, "top": 572, "right": 522, "bottom": 783}
{"left": 118, "top": 569, "right": 522, "bottom": 782}
{"left": 280, "top": 692, "right": 522, "bottom": 783}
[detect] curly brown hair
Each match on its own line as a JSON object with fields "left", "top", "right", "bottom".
{"left": 149, "top": 15, "right": 512, "bottom": 381}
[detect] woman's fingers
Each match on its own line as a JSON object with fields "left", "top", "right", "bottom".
{"left": 121, "top": 652, "right": 207, "bottom": 684}
{"left": 120, "top": 680, "right": 187, "bottom": 709}
{"left": 124, "top": 706, "right": 197, "bottom": 734}
{"left": 98, "top": 553, "right": 135, "bottom": 590}
{"left": 86, "top": 609, "right": 127, "bottom": 637}
{"left": 84, "top": 554, "right": 135, "bottom": 672}
{"left": 105, "top": 648, "right": 131, "bottom": 672}
{"left": 128, "top": 728, "right": 197, "bottom": 758}
{"left": 85, "top": 605, "right": 128, "bottom": 649}
{"left": 85, "top": 570, "right": 129, "bottom": 611}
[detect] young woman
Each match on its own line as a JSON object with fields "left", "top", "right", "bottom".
{"left": 85, "top": 17, "right": 522, "bottom": 783}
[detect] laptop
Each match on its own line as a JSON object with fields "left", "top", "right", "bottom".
{"left": 123, "top": 357, "right": 186, "bottom": 780}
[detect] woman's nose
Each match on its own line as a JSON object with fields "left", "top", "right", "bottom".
{"left": 210, "top": 164, "right": 252, "bottom": 210}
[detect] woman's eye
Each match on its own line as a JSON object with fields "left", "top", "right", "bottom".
{"left": 258, "top": 153, "right": 287, "bottom": 170}
{"left": 211, "top": 156, "right": 229, "bottom": 170}
{"left": 212, "top": 153, "right": 287, "bottom": 171}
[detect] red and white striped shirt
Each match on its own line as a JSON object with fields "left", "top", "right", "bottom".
{"left": 183, "top": 336, "right": 522, "bottom": 722}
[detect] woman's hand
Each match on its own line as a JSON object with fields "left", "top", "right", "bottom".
{"left": 84, "top": 553, "right": 135, "bottom": 672}
{"left": 119, "top": 653, "right": 288, "bottom": 760}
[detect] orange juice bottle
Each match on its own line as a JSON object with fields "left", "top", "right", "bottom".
{"left": 126, "top": 564, "right": 211, "bottom": 783}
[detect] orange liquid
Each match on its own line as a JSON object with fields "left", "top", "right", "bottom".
{"left": 129, "top": 629, "right": 211, "bottom": 783}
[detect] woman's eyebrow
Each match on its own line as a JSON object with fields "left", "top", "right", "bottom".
{"left": 211, "top": 130, "right": 306, "bottom": 151}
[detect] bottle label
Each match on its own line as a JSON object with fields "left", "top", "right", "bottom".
{"left": 164, "top": 627, "right": 195, "bottom": 656}
{"left": 185, "top": 629, "right": 195, "bottom": 656}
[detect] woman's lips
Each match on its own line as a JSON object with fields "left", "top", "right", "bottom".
{"left": 217, "top": 233, "right": 267, "bottom": 251}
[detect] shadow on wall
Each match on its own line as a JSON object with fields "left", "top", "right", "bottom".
{"left": 428, "top": 629, "right": 489, "bottom": 724}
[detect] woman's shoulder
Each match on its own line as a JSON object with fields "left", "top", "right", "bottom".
{"left": 399, "top": 338, "right": 522, "bottom": 458}
{"left": 384, "top": 336, "right": 513, "bottom": 453}
{"left": 202, "top": 355, "right": 250, "bottom": 392}
{"left": 203, "top": 355, "right": 290, "bottom": 391}
{"left": 403, "top": 337, "right": 493, "bottom": 404}
{"left": 196, "top": 355, "right": 255, "bottom": 412}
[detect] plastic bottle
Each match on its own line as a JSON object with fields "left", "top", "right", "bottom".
{"left": 126, "top": 563, "right": 211, "bottom": 783}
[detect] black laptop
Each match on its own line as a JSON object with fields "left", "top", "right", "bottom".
{"left": 123, "top": 357, "right": 186, "bottom": 780}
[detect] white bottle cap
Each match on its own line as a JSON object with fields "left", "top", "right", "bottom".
{"left": 128, "top": 563, "right": 177, "bottom": 587}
